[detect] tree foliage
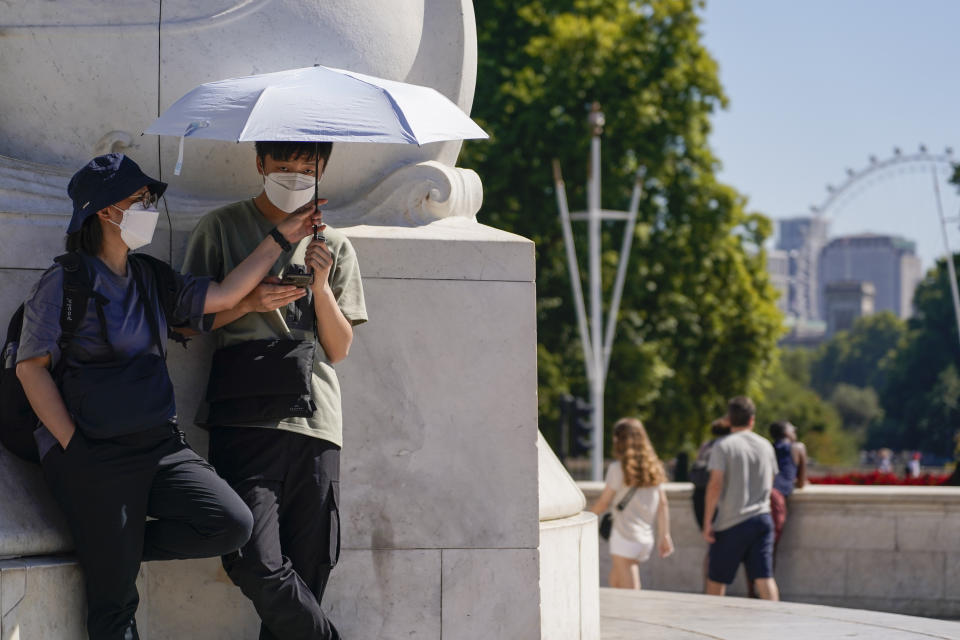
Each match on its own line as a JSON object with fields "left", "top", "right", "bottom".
{"left": 809, "top": 312, "right": 905, "bottom": 397}
{"left": 462, "top": 0, "right": 783, "bottom": 456}
{"left": 781, "top": 266, "right": 960, "bottom": 458}
{"left": 829, "top": 384, "right": 882, "bottom": 435}
{"left": 754, "top": 356, "right": 856, "bottom": 466}
{"left": 870, "top": 257, "right": 960, "bottom": 455}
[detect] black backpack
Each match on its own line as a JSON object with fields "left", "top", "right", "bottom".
{"left": 0, "top": 252, "right": 180, "bottom": 462}
{"left": 690, "top": 438, "right": 719, "bottom": 489}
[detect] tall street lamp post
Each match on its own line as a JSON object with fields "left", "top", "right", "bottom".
{"left": 553, "top": 103, "right": 645, "bottom": 481}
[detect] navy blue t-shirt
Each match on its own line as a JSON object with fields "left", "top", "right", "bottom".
{"left": 773, "top": 439, "right": 798, "bottom": 497}
{"left": 18, "top": 252, "right": 211, "bottom": 455}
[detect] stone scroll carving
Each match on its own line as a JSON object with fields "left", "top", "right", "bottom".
{"left": 0, "top": 0, "right": 483, "bottom": 226}
{"left": 334, "top": 161, "right": 483, "bottom": 226}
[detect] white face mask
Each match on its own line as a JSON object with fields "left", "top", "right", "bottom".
{"left": 263, "top": 172, "right": 316, "bottom": 214}
{"left": 110, "top": 202, "right": 159, "bottom": 251}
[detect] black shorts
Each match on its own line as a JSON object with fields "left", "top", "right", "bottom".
{"left": 708, "top": 513, "right": 774, "bottom": 584}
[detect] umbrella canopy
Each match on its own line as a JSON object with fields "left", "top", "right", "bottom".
{"left": 145, "top": 65, "right": 488, "bottom": 173}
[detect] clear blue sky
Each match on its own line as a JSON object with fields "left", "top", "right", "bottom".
{"left": 699, "top": 0, "right": 959, "bottom": 269}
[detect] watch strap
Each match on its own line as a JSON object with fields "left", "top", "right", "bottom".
{"left": 269, "top": 227, "right": 292, "bottom": 252}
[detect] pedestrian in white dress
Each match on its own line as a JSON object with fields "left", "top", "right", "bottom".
{"left": 590, "top": 418, "right": 674, "bottom": 589}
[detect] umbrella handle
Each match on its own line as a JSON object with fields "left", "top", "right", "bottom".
{"left": 312, "top": 147, "right": 326, "bottom": 243}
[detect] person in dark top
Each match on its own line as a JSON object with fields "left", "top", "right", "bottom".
{"left": 769, "top": 420, "right": 807, "bottom": 548}
{"left": 16, "top": 153, "right": 321, "bottom": 640}
{"left": 691, "top": 418, "right": 732, "bottom": 531}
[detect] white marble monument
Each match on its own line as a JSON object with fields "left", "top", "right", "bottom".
{"left": 0, "top": 2, "right": 598, "bottom": 638}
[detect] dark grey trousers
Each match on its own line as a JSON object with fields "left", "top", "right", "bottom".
{"left": 42, "top": 425, "right": 254, "bottom": 640}
{"left": 208, "top": 427, "right": 341, "bottom": 640}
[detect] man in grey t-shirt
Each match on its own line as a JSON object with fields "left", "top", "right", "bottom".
{"left": 702, "top": 396, "right": 780, "bottom": 600}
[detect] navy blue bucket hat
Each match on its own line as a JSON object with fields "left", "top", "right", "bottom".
{"left": 67, "top": 153, "right": 167, "bottom": 233}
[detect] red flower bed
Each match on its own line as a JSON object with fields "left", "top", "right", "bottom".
{"left": 809, "top": 471, "right": 951, "bottom": 486}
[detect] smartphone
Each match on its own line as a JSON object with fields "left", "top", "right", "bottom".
{"left": 281, "top": 264, "right": 313, "bottom": 287}
{"left": 280, "top": 273, "right": 314, "bottom": 287}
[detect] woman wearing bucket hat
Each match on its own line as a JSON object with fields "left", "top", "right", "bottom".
{"left": 15, "top": 153, "right": 322, "bottom": 640}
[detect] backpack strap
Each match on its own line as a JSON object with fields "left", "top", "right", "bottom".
{"left": 129, "top": 253, "right": 194, "bottom": 350}
{"left": 129, "top": 254, "right": 179, "bottom": 320}
{"left": 53, "top": 252, "right": 111, "bottom": 356}
{"left": 128, "top": 255, "right": 171, "bottom": 356}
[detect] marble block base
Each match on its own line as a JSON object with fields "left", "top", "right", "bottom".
{"left": 0, "top": 217, "right": 551, "bottom": 638}
{"left": 0, "top": 557, "right": 259, "bottom": 640}
{"left": 537, "top": 430, "right": 600, "bottom": 639}
{"left": 539, "top": 512, "right": 600, "bottom": 640}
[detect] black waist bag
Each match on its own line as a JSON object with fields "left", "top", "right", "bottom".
{"left": 205, "top": 339, "right": 316, "bottom": 425}
{"left": 60, "top": 353, "right": 174, "bottom": 438}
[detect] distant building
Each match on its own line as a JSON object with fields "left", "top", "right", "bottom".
{"left": 776, "top": 216, "right": 829, "bottom": 321}
{"left": 818, "top": 234, "right": 923, "bottom": 320}
{"left": 778, "top": 216, "right": 830, "bottom": 252}
{"left": 824, "top": 281, "right": 875, "bottom": 336}
{"left": 767, "top": 249, "right": 790, "bottom": 313}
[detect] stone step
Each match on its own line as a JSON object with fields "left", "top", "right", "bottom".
{"left": 600, "top": 588, "right": 960, "bottom": 639}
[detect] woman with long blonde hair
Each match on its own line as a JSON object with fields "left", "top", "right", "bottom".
{"left": 590, "top": 418, "right": 674, "bottom": 589}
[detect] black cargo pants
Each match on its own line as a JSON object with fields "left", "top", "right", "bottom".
{"left": 208, "top": 426, "right": 341, "bottom": 640}
{"left": 41, "top": 424, "right": 254, "bottom": 640}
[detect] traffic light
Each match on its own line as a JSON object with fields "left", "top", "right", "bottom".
{"left": 570, "top": 397, "right": 593, "bottom": 457}
{"left": 558, "top": 395, "right": 593, "bottom": 459}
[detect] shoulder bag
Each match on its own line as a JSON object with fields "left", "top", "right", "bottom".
{"left": 599, "top": 485, "right": 639, "bottom": 541}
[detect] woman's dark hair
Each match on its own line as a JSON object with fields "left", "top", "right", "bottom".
{"left": 254, "top": 141, "right": 333, "bottom": 169}
{"left": 769, "top": 421, "right": 790, "bottom": 441}
{"left": 65, "top": 212, "right": 103, "bottom": 254}
{"left": 710, "top": 419, "right": 731, "bottom": 437}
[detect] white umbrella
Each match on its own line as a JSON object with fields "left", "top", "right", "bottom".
{"left": 144, "top": 65, "right": 488, "bottom": 175}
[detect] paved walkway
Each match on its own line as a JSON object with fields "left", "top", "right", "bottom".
{"left": 600, "top": 589, "right": 960, "bottom": 639}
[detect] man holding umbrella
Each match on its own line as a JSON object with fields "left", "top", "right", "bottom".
{"left": 183, "top": 141, "right": 366, "bottom": 639}
{"left": 149, "top": 64, "right": 485, "bottom": 638}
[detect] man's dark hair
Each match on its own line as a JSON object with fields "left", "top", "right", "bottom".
{"left": 254, "top": 141, "right": 333, "bottom": 169}
{"left": 727, "top": 396, "right": 756, "bottom": 427}
{"left": 769, "top": 421, "right": 790, "bottom": 441}
{"left": 65, "top": 213, "right": 103, "bottom": 254}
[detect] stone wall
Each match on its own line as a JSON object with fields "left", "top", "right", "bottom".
{"left": 581, "top": 481, "right": 960, "bottom": 618}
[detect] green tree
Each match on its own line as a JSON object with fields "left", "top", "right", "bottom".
{"left": 809, "top": 311, "right": 905, "bottom": 397}
{"left": 780, "top": 347, "right": 815, "bottom": 388}
{"left": 463, "top": 0, "right": 783, "bottom": 456}
{"left": 872, "top": 257, "right": 960, "bottom": 455}
{"left": 829, "top": 383, "right": 882, "bottom": 435}
{"left": 754, "top": 357, "right": 857, "bottom": 466}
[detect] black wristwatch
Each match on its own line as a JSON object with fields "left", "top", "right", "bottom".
{"left": 269, "top": 227, "right": 292, "bottom": 252}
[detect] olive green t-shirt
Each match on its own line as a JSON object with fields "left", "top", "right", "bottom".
{"left": 181, "top": 199, "right": 367, "bottom": 445}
